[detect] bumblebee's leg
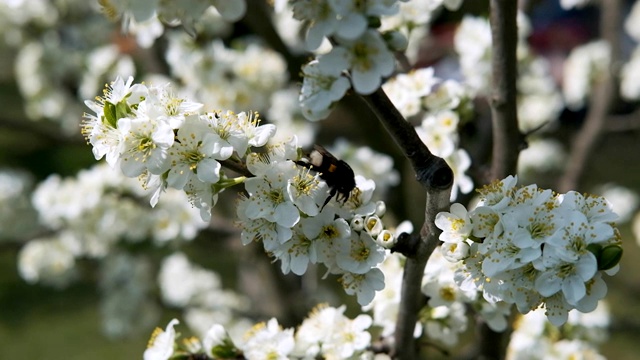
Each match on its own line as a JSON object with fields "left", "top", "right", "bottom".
{"left": 320, "top": 187, "right": 338, "bottom": 211}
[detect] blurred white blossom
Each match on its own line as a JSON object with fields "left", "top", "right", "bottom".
{"left": 625, "top": 1, "right": 640, "bottom": 42}
{"left": 563, "top": 41, "right": 610, "bottom": 110}
{"left": 620, "top": 46, "right": 640, "bottom": 100}
{"left": 560, "top": 0, "right": 593, "bottom": 10}
{"left": 506, "top": 303, "right": 609, "bottom": 360}
{"left": 596, "top": 183, "right": 639, "bottom": 223}
{"left": 518, "top": 138, "right": 567, "bottom": 178}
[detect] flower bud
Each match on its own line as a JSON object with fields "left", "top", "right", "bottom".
{"left": 382, "top": 30, "right": 408, "bottom": 52}
{"left": 365, "top": 215, "right": 383, "bottom": 237}
{"left": 376, "top": 230, "right": 396, "bottom": 248}
{"left": 351, "top": 216, "right": 365, "bottom": 231}
{"left": 374, "top": 200, "right": 386, "bottom": 217}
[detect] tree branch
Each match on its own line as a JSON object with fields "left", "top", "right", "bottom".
{"left": 473, "top": 1, "right": 522, "bottom": 359}
{"left": 361, "top": 88, "right": 452, "bottom": 360}
{"left": 489, "top": 0, "right": 522, "bottom": 182}
{"left": 558, "top": 0, "right": 622, "bottom": 193}
{"left": 0, "top": 115, "right": 85, "bottom": 146}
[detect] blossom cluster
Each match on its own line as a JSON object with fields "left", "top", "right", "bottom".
{"left": 158, "top": 253, "right": 253, "bottom": 340}
{"left": 83, "top": 77, "right": 395, "bottom": 305}
{"left": 82, "top": 76, "right": 276, "bottom": 221}
{"left": 98, "top": 0, "right": 246, "bottom": 46}
{"left": 166, "top": 35, "right": 288, "bottom": 113}
{"left": 3, "top": 1, "right": 136, "bottom": 132}
{"left": 435, "top": 176, "right": 623, "bottom": 326}
{"left": 237, "top": 137, "right": 394, "bottom": 305}
{"left": 367, "top": 249, "right": 511, "bottom": 348}
{"left": 143, "top": 305, "right": 378, "bottom": 360}
{"left": 0, "top": 168, "right": 37, "bottom": 240}
{"left": 506, "top": 304, "right": 610, "bottom": 360}
{"left": 383, "top": 67, "right": 474, "bottom": 200}
{"left": 20, "top": 163, "right": 207, "bottom": 287}
{"left": 290, "top": 0, "right": 406, "bottom": 120}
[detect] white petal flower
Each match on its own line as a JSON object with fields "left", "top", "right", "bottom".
{"left": 435, "top": 203, "right": 472, "bottom": 243}
{"left": 242, "top": 319, "right": 294, "bottom": 360}
{"left": 271, "top": 229, "right": 312, "bottom": 275}
{"left": 244, "top": 163, "right": 300, "bottom": 228}
{"left": 118, "top": 115, "right": 174, "bottom": 177}
{"left": 166, "top": 116, "right": 224, "bottom": 189}
{"left": 340, "top": 267, "right": 385, "bottom": 305}
{"left": 330, "top": 30, "right": 396, "bottom": 94}
{"left": 143, "top": 319, "right": 179, "bottom": 360}
{"left": 291, "top": 0, "right": 339, "bottom": 50}
{"left": 336, "top": 231, "right": 386, "bottom": 274}
{"left": 286, "top": 168, "right": 327, "bottom": 216}
{"left": 299, "top": 60, "right": 351, "bottom": 121}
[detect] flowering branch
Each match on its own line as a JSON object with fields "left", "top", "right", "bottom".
{"left": 361, "top": 88, "right": 452, "bottom": 359}
{"left": 558, "top": 0, "right": 622, "bottom": 193}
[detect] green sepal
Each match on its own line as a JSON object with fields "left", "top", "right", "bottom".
{"left": 210, "top": 338, "right": 240, "bottom": 359}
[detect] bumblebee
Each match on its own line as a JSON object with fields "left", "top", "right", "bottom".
{"left": 295, "top": 145, "right": 356, "bottom": 210}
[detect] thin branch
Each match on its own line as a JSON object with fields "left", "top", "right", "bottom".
{"left": 220, "top": 158, "right": 252, "bottom": 177}
{"left": 472, "top": 1, "right": 522, "bottom": 359}
{"left": 362, "top": 89, "right": 452, "bottom": 189}
{"left": 558, "top": 0, "right": 622, "bottom": 193}
{"left": 0, "top": 115, "right": 85, "bottom": 145}
{"left": 489, "top": 0, "right": 522, "bottom": 182}
{"left": 361, "top": 88, "right": 452, "bottom": 360}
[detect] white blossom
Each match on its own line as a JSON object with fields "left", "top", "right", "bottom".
{"left": 436, "top": 176, "right": 621, "bottom": 326}
{"left": 143, "top": 319, "right": 179, "bottom": 360}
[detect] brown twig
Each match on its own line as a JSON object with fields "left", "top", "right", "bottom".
{"left": 489, "top": 0, "right": 522, "bottom": 182}
{"left": 220, "top": 158, "right": 252, "bottom": 177}
{"left": 558, "top": 0, "right": 622, "bottom": 193}
{"left": 361, "top": 88, "right": 452, "bottom": 360}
